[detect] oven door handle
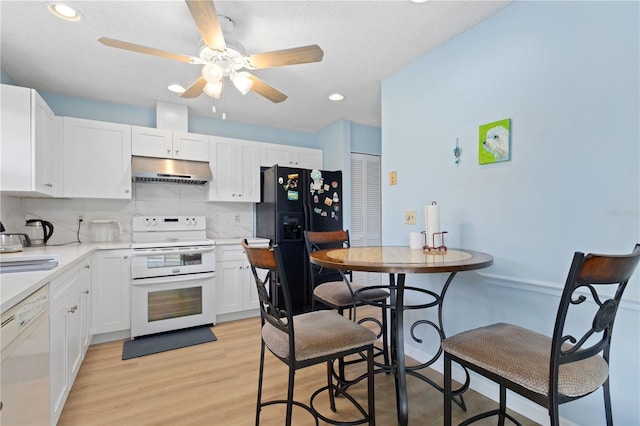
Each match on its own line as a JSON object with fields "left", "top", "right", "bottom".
{"left": 131, "top": 246, "right": 215, "bottom": 257}
{"left": 131, "top": 272, "right": 215, "bottom": 286}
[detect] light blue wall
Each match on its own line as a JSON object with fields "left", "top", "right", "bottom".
{"left": 351, "top": 122, "right": 381, "bottom": 155}
{"left": 382, "top": 1, "right": 639, "bottom": 424}
{"left": 36, "top": 91, "right": 318, "bottom": 147}
{"left": 315, "top": 120, "right": 353, "bottom": 230}
{"left": 1, "top": 84, "right": 378, "bottom": 160}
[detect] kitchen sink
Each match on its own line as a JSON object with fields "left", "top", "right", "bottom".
{"left": 0, "top": 255, "right": 59, "bottom": 273}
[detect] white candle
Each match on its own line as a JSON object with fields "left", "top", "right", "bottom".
{"left": 425, "top": 202, "right": 440, "bottom": 247}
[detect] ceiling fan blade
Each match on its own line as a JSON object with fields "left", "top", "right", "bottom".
{"left": 248, "top": 45, "right": 324, "bottom": 69}
{"left": 180, "top": 76, "right": 207, "bottom": 98}
{"left": 246, "top": 74, "right": 288, "bottom": 103}
{"left": 185, "top": 0, "right": 226, "bottom": 52}
{"left": 98, "top": 37, "right": 195, "bottom": 63}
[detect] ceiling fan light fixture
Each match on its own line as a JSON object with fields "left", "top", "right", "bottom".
{"left": 329, "top": 93, "right": 345, "bottom": 101}
{"left": 168, "top": 84, "right": 186, "bottom": 94}
{"left": 48, "top": 3, "right": 82, "bottom": 22}
{"left": 203, "top": 81, "right": 223, "bottom": 99}
{"left": 202, "top": 63, "right": 224, "bottom": 83}
{"left": 231, "top": 71, "right": 253, "bottom": 95}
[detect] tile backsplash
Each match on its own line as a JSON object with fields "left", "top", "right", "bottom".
{"left": 0, "top": 182, "right": 254, "bottom": 245}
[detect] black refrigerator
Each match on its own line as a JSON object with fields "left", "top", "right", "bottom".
{"left": 256, "top": 165, "right": 343, "bottom": 313}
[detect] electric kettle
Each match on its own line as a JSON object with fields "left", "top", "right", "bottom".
{"left": 25, "top": 219, "right": 54, "bottom": 246}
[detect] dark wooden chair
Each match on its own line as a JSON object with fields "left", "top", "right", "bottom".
{"left": 443, "top": 244, "right": 640, "bottom": 426}
{"left": 242, "top": 239, "right": 376, "bottom": 426}
{"left": 304, "top": 230, "right": 390, "bottom": 375}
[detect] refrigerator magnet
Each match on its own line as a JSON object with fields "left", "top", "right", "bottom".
{"left": 324, "top": 197, "right": 332, "bottom": 206}
{"left": 332, "top": 192, "right": 339, "bottom": 203}
{"left": 287, "top": 191, "right": 299, "bottom": 201}
{"left": 324, "top": 184, "right": 330, "bottom": 191}
{"left": 321, "top": 211, "right": 328, "bottom": 217}
{"left": 313, "top": 195, "right": 319, "bottom": 203}
{"left": 331, "top": 181, "right": 338, "bottom": 188}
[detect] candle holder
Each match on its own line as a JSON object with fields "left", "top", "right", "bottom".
{"left": 422, "top": 230, "right": 448, "bottom": 252}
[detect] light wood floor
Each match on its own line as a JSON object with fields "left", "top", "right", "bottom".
{"left": 59, "top": 313, "right": 540, "bottom": 426}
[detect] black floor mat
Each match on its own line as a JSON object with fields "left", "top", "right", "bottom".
{"left": 122, "top": 326, "right": 217, "bottom": 360}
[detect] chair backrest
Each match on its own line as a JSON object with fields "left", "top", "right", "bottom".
{"left": 304, "top": 230, "right": 351, "bottom": 287}
{"left": 550, "top": 244, "right": 640, "bottom": 391}
{"left": 242, "top": 239, "right": 295, "bottom": 342}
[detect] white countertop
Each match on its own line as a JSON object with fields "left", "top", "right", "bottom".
{"left": 0, "top": 242, "right": 130, "bottom": 314}
{"left": 0, "top": 238, "right": 270, "bottom": 314}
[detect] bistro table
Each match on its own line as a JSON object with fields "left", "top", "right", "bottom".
{"left": 309, "top": 246, "right": 493, "bottom": 426}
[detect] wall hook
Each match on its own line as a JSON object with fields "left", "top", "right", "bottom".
{"left": 453, "top": 138, "right": 462, "bottom": 164}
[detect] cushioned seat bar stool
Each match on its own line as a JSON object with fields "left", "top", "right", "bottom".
{"left": 304, "top": 230, "right": 390, "bottom": 377}
{"left": 443, "top": 244, "right": 640, "bottom": 426}
{"left": 242, "top": 239, "right": 377, "bottom": 426}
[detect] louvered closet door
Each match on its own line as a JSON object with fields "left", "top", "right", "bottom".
{"left": 350, "top": 153, "right": 382, "bottom": 287}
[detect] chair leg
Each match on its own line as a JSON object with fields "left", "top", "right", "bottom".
{"left": 327, "top": 361, "right": 337, "bottom": 412}
{"left": 367, "top": 346, "right": 375, "bottom": 425}
{"left": 498, "top": 385, "right": 506, "bottom": 426}
{"left": 549, "top": 395, "right": 560, "bottom": 426}
{"left": 380, "top": 304, "right": 390, "bottom": 367}
{"left": 286, "top": 365, "right": 296, "bottom": 426}
{"left": 256, "top": 342, "right": 266, "bottom": 426}
{"left": 603, "top": 379, "right": 613, "bottom": 426}
{"left": 336, "top": 308, "right": 346, "bottom": 386}
{"left": 444, "top": 353, "right": 452, "bottom": 426}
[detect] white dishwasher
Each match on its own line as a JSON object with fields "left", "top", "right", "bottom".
{"left": 1, "top": 285, "right": 50, "bottom": 425}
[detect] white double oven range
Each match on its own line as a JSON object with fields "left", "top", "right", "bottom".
{"left": 130, "top": 216, "right": 215, "bottom": 338}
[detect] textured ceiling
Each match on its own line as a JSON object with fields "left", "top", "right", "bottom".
{"left": 0, "top": 1, "right": 511, "bottom": 133}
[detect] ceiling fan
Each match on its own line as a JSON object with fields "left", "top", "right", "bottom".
{"left": 98, "top": 0, "right": 324, "bottom": 103}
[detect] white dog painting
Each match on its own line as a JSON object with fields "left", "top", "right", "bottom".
{"left": 479, "top": 119, "right": 510, "bottom": 164}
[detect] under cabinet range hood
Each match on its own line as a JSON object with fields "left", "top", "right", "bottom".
{"left": 131, "top": 156, "right": 212, "bottom": 185}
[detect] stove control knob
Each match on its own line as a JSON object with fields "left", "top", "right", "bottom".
{"left": 192, "top": 218, "right": 198, "bottom": 225}
{"left": 186, "top": 217, "right": 191, "bottom": 225}
{"left": 144, "top": 218, "right": 150, "bottom": 226}
{"left": 151, "top": 218, "right": 157, "bottom": 226}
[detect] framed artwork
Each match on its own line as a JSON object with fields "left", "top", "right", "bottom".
{"left": 479, "top": 118, "right": 511, "bottom": 164}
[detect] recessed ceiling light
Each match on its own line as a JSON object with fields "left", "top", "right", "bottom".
{"left": 410, "top": 0, "right": 429, "bottom": 3}
{"left": 48, "top": 3, "right": 82, "bottom": 22}
{"left": 329, "top": 93, "right": 344, "bottom": 102}
{"left": 168, "top": 84, "right": 186, "bottom": 94}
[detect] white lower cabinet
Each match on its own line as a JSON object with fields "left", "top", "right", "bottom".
{"left": 92, "top": 249, "right": 131, "bottom": 335}
{"left": 50, "top": 258, "right": 92, "bottom": 426}
{"left": 215, "top": 242, "right": 268, "bottom": 322}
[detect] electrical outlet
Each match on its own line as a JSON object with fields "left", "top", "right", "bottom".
{"left": 389, "top": 171, "right": 397, "bottom": 185}
{"left": 404, "top": 210, "right": 416, "bottom": 225}
{"left": 77, "top": 213, "right": 85, "bottom": 222}
{"left": 234, "top": 214, "right": 241, "bottom": 224}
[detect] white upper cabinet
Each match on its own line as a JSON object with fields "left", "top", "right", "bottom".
{"left": 63, "top": 117, "right": 132, "bottom": 199}
{"left": 208, "top": 136, "right": 260, "bottom": 202}
{"left": 260, "top": 142, "right": 323, "bottom": 170}
{"left": 132, "top": 126, "right": 209, "bottom": 161}
{"left": 0, "top": 84, "right": 61, "bottom": 196}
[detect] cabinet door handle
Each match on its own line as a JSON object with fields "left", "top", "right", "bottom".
{"left": 45, "top": 183, "right": 53, "bottom": 187}
{"left": 123, "top": 256, "right": 129, "bottom": 259}
{"left": 84, "top": 264, "right": 90, "bottom": 269}
{"left": 69, "top": 305, "right": 78, "bottom": 313}
{"left": 83, "top": 289, "right": 90, "bottom": 294}
{"left": 125, "top": 189, "right": 130, "bottom": 193}
{"left": 166, "top": 148, "right": 171, "bottom": 155}
{"left": 175, "top": 149, "right": 179, "bottom": 155}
